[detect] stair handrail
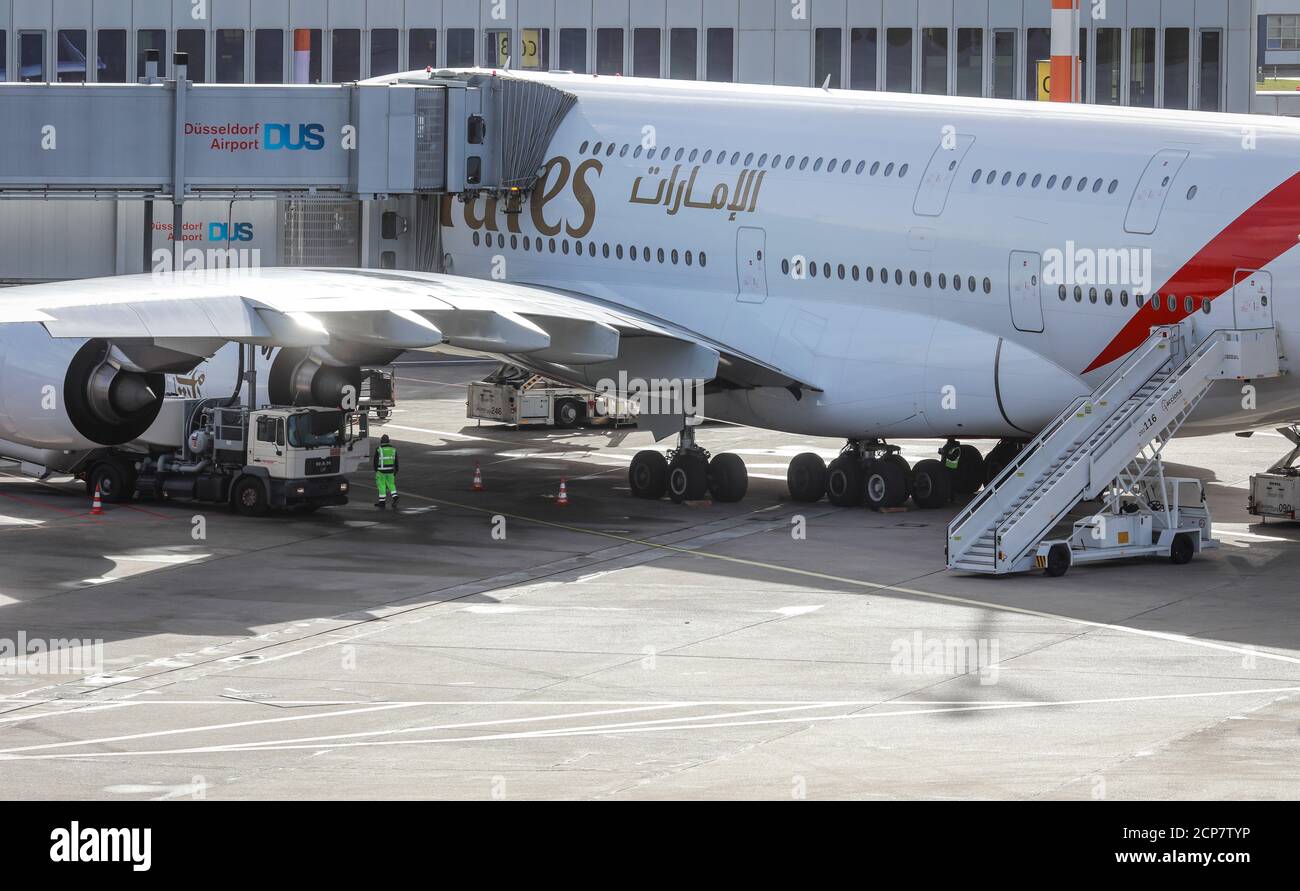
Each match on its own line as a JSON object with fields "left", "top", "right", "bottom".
{"left": 946, "top": 326, "right": 1179, "bottom": 564}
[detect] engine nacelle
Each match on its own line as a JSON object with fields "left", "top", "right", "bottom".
{"left": 0, "top": 325, "right": 166, "bottom": 450}
{"left": 269, "top": 346, "right": 399, "bottom": 408}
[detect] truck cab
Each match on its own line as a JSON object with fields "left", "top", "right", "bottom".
{"left": 233, "top": 406, "right": 371, "bottom": 515}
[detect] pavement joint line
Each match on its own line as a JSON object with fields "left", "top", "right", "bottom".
{"left": 362, "top": 483, "right": 1300, "bottom": 669}
{"left": 5, "top": 685, "right": 1299, "bottom": 762}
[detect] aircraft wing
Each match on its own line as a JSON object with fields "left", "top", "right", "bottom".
{"left": 0, "top": 268, "right": 817, "bottom": 436}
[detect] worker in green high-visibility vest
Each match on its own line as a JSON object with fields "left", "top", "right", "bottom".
{"left": 372, "top": 434, "right": 399, "bottom": 510}
{"left": 941, "top": 438, "right": 962, "bottom": 471}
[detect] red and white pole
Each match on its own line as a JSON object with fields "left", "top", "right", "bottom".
{"left": 1050, "top": 0, "right": 1081, "bottom": 102}
{"left": 294, "top": 28, "right": 312, "bottom": 83}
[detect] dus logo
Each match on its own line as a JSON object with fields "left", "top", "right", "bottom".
{"left": 209, "top": 222, "right": 255, "bottom": 242}
{"left": 264, "top": 123, "right": 325, "bottom": 151}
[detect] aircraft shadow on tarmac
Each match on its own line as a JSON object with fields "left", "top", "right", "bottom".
{"left": 1, "top": 451, "right": 1298, "bottom": 675}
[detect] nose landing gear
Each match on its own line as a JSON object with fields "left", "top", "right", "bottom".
{"left": 629, "top": 425, "right": 749, "bottom": 503}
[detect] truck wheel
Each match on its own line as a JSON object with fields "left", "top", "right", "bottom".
{"left": 787, "top": 453, "right": 827, "bottom": 503}
{"left": 707, "top": 453, "right": 748, "bottom": 503}
{"left": 826, "top": 457, "right": 864, "bottom": 507}
{"left": 1045, "top": 543, "right": 1071, "bottom": 577}
{"left": 88, "top": 459, "right": 135, "bottom": 504}
{"left": 232, "top": 478, "right": 270, "bottom": 517}
{"left": 910, "top": 459, "right": 952, "bottom": 509}
{"left": 629, "top": 451, "right": 668, "bottom": 500}
{"left": 554, "top": 399, "right": 583, "bottom": 429}
{"left": 864, "top": 460, "right": 907, "bottom": 511}
{"left": 1170, "top": 532, "right": 1195, "bottom": 565}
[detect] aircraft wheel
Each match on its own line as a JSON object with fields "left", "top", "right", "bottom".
{"left": 1170, "top": 532, "right": 1195, "bottom": 565}
{"left": 910, "top": 459, "right": 952, "bottom": 509}
{"left": 554, "top": 398, "right": 584, "bottom": 429}
{"left": 950, "top": 444, "right": 986, "bottom": 496}
{"left": 668, "top": 452, "right": 710, "bottom": 503}
{"left": 708, "top": 453, "right": 749, "bottom": 503}
{"left": 826, "top": 456, "right": 864, "bottom": 507}
{"left": 879, "top": 453, "right": 913, "bottom": 491}
{"left": 1045, "top": 543, "right": 1071, "bottom": 577}
{"left": 864, "top": 460, "right": 908, "bottom": 511}
{"left": 629, "top": 450, "right": 669, "bottom": 500}
{"left": 787, "top": 453, "right": 827, "bottom": 502}
{"left": 983, "top": 439, "right": 1022, "bottom": 484}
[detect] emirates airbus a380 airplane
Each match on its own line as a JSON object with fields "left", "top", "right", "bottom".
{"left": 0, "top": 68, "right": 1296, "bottom": 512}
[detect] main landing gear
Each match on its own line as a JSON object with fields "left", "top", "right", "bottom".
{"left": 629, "top": 426, "right": 749, "bottom": 504}
{"left": 786, "top": 437, "right": 1026, "bottom": 511}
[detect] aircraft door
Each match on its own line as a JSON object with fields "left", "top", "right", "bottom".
{"left": 736, "top": 227, "right": 768, "bottom": 303}
{"left": 914, "top": 134, "right": 976, "bottom": 216}
{"left": 1009, "top": 250, "right": 1044, "bottom": 333}
{"left": 1124, "top": 149, "right": 1189, "bottom": 235}
{"left": 1233, "top": 270, "right": 1274, "bottom": 329}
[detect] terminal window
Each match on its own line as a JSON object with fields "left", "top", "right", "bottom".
{"left": 1130, "top": 28, "right": 1156, "bottom": 107}
{"left": 410, "top": 28, "right": 436, "bottom": 71}
{"left": 559, "top": 28, "right": 587, "bottom": 73}
{"left": 670, "top": 28, "right": 697, "bottom": 79}
{"left": 58, "top": 30, "right": 88, "bottom": 83}
{"left": 0, "top": 31, "right": 5, "bottom": 80}
{"left": 176, "top": 29, "right": 206, "bottom": 82}
{"left": 371, "top": 29, "right": 399, "bottom": 76}
{"left": 921, "top": 28, "right": 948, "bottom": 95}
{"left": 216, "top": 29, "right": 244, "bottom": 83}
{"left": 634, "top": 28, "right": 660, "bottom": 78}
{"left": 885, "top": 28, "right": 912, "bottom": 92}
{"left": 706, "top": 28, "right": 733, "bottom": 82}
{"left": 596, "top": 28, "right": 623, "bottom": 75}
{"left": 815, "top": 28, "right": 842, "bottom": 89}
{"left": 1163, "top": 28, "right": 1190, "bottom": 109}
{"left": 20, "top": 30, "right": 44, "bottom": 82}
{"left": 137, "top": 29, "right": 166, "bottom": 78}
{"left": 992, "top": 29, "right": 1015, "bottom": 98}
{"left": 484, "top": 29, "right": 511, "bottom": 67}
{"left": 446, "top": 29, "right": 474, "bottom": 67}
{"left": 256, "top": 29, "right": 284, "bottom": 83}
{"left": 332, "top": 29, "right": 361, "bottom": 81}
{"left": 96, "top": 30, "right": 126, "bottom": 82}
{"left": 1025, "top": 28, "right": 1049, "bottom": 99}
{"left": 1266, "top": 15, "right": 1300, "bottom": 50}
{"left": 1095, "top": 28, "right": 1121, "bottom": 104}
{"left": 850, "top": 28, "right": 877, "bottom": 90}
{"left": 955, "top": 28, "right": 982, "bottom": 96}
{"left": 1199, "top": 29, "right": 1222, "bottom": 111}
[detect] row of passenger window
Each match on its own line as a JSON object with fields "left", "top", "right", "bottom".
{"left": 579, "top": 140, "right": 910, "bottom": 178}
{"left": 782, "top": 257, "right": 992, "bottom": 294}
{"left": 1060, "top": 285, "right": 1212, "bottom": 314}
{"left": 973, "top": 169, "right": 1122, "bottom": 195}
{"left": 472, "top": 229, "right": 707, "bottom": 267}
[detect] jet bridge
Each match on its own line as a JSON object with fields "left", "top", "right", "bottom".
{"left": 0, "top": 56, "right": 575, "bottom": 203}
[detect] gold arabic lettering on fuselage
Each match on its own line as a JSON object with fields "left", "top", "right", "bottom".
{"left": 629, "top": 164, "right": 766, "bottom": 221}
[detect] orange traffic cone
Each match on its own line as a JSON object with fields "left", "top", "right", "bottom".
{"left": 90, "top": 483, "right": 104, "bottom": 516}
{"left": 556, "top": 478, "right": 569, "bottom": 506}
{"left": 471, "top": 462, "right": 484, "bottom": 492}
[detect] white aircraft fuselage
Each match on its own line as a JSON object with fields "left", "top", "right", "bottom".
{"left": 439, "top": 71, "right": 1300, "bottom": 439}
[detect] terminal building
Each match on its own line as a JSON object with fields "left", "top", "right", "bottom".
{"left": 0, "top": 0, "right": 1295, "bottom": 284}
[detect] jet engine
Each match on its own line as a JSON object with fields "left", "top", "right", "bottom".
{"left": 0, "top": 326, "right": 167, "bottom": 450}
{"left": 268, "top": 346, "right": 400, "bottom": 408}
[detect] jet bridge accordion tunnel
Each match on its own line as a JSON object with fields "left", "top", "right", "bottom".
{"left": 0, "top": 60, "right": 576, "bottom": 205}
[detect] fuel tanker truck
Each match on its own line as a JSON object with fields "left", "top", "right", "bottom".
{"left": 0, "top": 329, "right": 390, "bottom": 516}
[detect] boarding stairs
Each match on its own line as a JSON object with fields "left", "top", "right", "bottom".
{"left": 947, "top": 324, "right": 1281, "bottom": 574}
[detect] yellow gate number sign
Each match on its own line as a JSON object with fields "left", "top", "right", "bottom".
{"left": 522, "top": 29, "right": 541, "bottom": 69}
{"left": 1037, "top": 60, "right": 1051, "bottom": 101}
